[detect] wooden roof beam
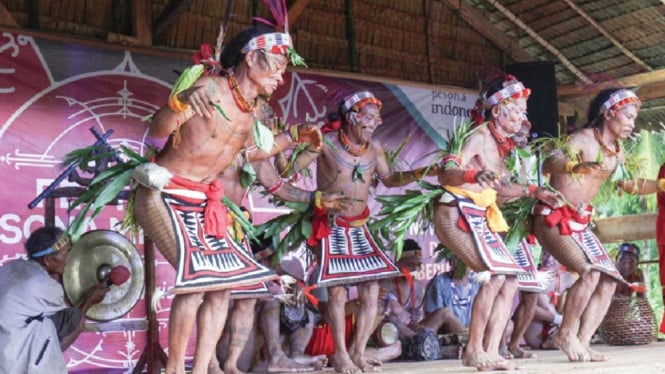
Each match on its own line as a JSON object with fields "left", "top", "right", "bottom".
{"left": 561, "top": 0, "right": 651, "bottom": 72}
{"left": 133, "top": 0, "right": 152, "bottom": 45}
{"left": 0, "top": 2, "right": 18, "bottom": 27}
{"left": 153, "top": 0, "right": 196, "bottom": 38}
{"left": 558, "top": 68, "right": 665, "bottom": 98}
{"left": 440, "top": 0, "right": 532, "bottom": 63}
{"left": 484, "top": 0, "right": 592, "bottom": 84}
{"left": 288, "top": 0, "right": 311, "bottom": 28}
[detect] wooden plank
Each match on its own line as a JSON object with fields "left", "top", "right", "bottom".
{"left": 0, "top": 2, "right": 18, "bottom": 27}
{"left": 132, "top": 0, "right": 152, "bottom": 45}
{"left": 153, "top": 0, "right": 196, "bottom": 38}
{"left": 288, "top": 0, "right": 311, "bottom": 28}
{"left": 593, "top": 213, "right": 657, "bottom": 243}
{"left": 439, "top": 0, "right": 532, "bottom": 63}
{"left": 558, "top": 68, "right": 665, "bottom": 98}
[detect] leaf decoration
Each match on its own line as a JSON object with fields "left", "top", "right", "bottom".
{"left": 501, "top": 197, "right": 538, "bottom": 250}
{"left": 286, "top": 46, "right": 307, "bottom": 67}
{"left": 240, "top": 162, "right": 257, "bottom": 189}
{"left": 171, "top": 64, "right": 205, "bottom": 97}
{"left": 253, "top": 118, "right": 275, "bottom": 153}
{"left": 62, "top": 144, "right": 153, "bottom": 241}
{"left": 255, "top": 198, "right": 312, "bottom": 261}
{"left": 368, "top": 180, "right": 443, "bottom": 260}
{"left": 352, "top": 164, "right": 365, "bottom": 183}
{"left": 212, "top": 102, "right": 231, "bottom": 122}
{"left": 223, "top": 196, "right": 257, "bottom": 242}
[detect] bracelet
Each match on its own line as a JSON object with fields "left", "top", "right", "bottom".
{"left": 463, "top": 169, "right": 478, "bottom": 184}
{"left": 441, "top": 154, "right": 463, "bottom": 170}
{"left": 658, "top": 178, "right": 665, "bottom": 192}
{"left": 168, "top": 94, "right": 188, "bottom": 113}
{"left": 267, "top": 178, "right": 284, "bottom": 194}
{"left": 315, "top": 191, "right": 323, "bottom": 209}
{"left": 523, "top": 184, "right": 537, "bottom": 198}
{"left": 413, "top": 168, "right": 424, "bottom": 180}
{"left": 565, "top": 161, "right": 577, "bottom": 174}
{"left": 283, "top": 129, "right": 293, "bottom": 143}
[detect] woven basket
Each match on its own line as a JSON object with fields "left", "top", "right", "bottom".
{"left": 600, "top": 296, "right": 657, "bottom": 345}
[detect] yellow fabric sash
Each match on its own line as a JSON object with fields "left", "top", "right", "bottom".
{"left": 443, "top": 186, "right": 509, "bottom": 232}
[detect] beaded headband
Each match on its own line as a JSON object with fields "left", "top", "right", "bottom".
{"left": 618, "top": 243, "right": 640, "bottom": 258}
{"left": 486, "top": 77, "right": 531, "bottom": 107}
{"left": 241, "top": 32, "right": 292, "bottom": 55}
{"left": 600, "top": 89, "right": 641, "bottom": 113}
{"left": 30, "top": 234, "right": 71, "bottom": 259}
{"left": 341, "top": 91, "right": 383, "bottom": 113}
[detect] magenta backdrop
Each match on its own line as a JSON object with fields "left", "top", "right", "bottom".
{"left": 0, "top": 32, "right": 473, "bottom": 372}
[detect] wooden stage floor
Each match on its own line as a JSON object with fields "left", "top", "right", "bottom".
{"left": 370, "top": 342, "right": 665, "bottom": 373}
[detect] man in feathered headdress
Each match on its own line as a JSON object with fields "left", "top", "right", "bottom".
{"left": 433, "top": 75, "right": 562, "bottom": 370}
{"left": 131, "top": 10, "right": 343, "bottom": 373}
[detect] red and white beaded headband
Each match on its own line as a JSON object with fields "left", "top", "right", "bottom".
{"left": 341, "top": 91, "right": 383, "bottom": 113}
{"left": 600, "top": 89, "right": 641, "bottom": 113}
{"left": 242, "top": 32, "right": 293, "bottom": 55}
{"left": 486, "top": 80, "right": 531, "bottom": 107}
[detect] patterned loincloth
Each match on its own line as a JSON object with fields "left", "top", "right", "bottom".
{"left": 514, "top": 239, "right": 546, "bottom": 292}
{"left": 533, "top": 203, "right": 622, "bottom": 281}
{"left": 311, "top": 208, "right": 400, "bottom": 287}
{"left": 161, "top": 190, "right": 277, "bottom": 294}
{"left": 230, "top": 238, "right": 271, "bottom": 299}
{"left": 456, "top": 198, "right": 524, "bottom": 275}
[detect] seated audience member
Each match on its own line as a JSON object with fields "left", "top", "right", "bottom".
{"left": 215, "top": 237, "right": 326, "bottom": 373}
{"left": 614, "top": 242, "right": 646, "bottom": 298}
{"left": 306, "top": 284, "right": 402, "bottom": 365}
{"left": 422, "top": 255, "right": 480, "bottom": 335}
{"left": 0, "top": 226, "right": 108, "bottom": 373}
{"left": 378, "top": 239, "right": 426, "bottom": 340}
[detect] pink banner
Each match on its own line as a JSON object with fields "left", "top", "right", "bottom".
{"left": 0, "top": 32, "right": 471, "bottom": 371}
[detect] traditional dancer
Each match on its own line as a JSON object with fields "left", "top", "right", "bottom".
{"left": 533, "top": 88, "right": 643, "bottom": 362}
{"left": 304, "top": 90, "right": 437, "bottom": 374}
{"left": 132, "top": 24, "right": 311, "bottom": 374}
{"left": 434, "top": 75, "right": 561, "bottom": 371}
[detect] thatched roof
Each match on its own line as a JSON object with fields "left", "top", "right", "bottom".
{"left": 2, "top": 0, "right": 664, "bottom": 129}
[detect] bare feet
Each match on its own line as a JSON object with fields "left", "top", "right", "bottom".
{"left": 555, "top": 331, "right": 590, "bottom": 362}
{"left": 509, "top": 346, "right": 537, "bottom": 359}
{"left": 463, "top": 351, "right": 518, "bottom": 371}
{"left": 332, "top": 353, "right": 361, "bottom": 374}
{"left": 586, "top": 346, "right": 609, "bottom": 362}
{"left": 222, "top": 364, "right": 245, "bottom": 374}
{"left": 351, "top": 354, "right": 381, "bottom": 372}
{"left": 498, "top": 345, "right": 514, "bottom": 360}
{"left": 267, "top": 354, "right": 316, "bottom": 373}
{"left": 207, "top": 355, "right": 225, "bottom": 374}
{"left": 292, "top": 353, "right": 328, "bottom": 370}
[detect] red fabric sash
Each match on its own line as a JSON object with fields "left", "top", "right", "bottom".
{"left": 307, "top": 206, "right": 331, "bottom": 247}
{"left": 307, "top": 206, "right": 371, "bottom": 247}
{"left": 542, "top": 204, "right": 591, "bottom": 235}
{"left": 167, "top": 176, "right": 227, "bottom": 238}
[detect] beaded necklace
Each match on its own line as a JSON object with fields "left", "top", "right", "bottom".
{"left": 339, "top": 130, "right": 369, "bottom": 157}
{"left": 227, "top": 72, "right": 257, "bottom": 113}
{"left": 593, "top": 128, "right": 621, "bottom": 157}
{"left": 487, "top": 121, "right": 516, "bottom": 158}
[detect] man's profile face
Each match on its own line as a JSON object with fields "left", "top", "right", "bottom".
{"left": 606, "top": 104, "right": 638, "bottom": 140}
{"left": 249, "top": 51, "right": 288, "bottom": 96}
